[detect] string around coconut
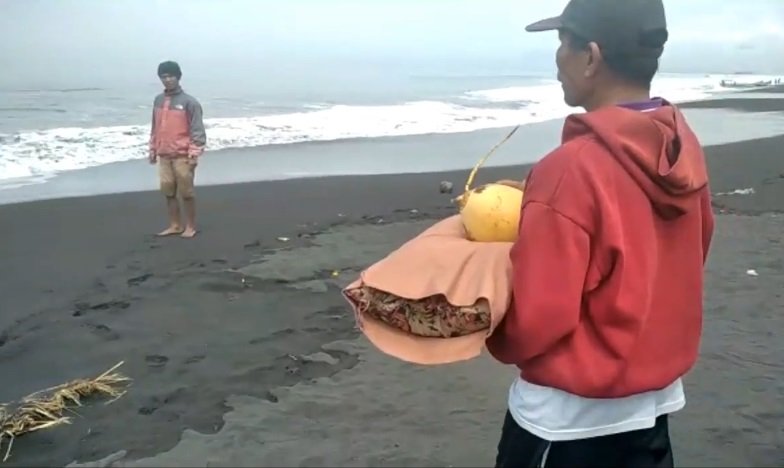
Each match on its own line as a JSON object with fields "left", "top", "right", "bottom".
{"left": 454, "top": 125, "right": 520, "bottom": 208}
{"left": 0, "top": 361, "right": 131, "bottom": 463}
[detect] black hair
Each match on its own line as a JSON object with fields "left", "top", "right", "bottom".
{"left": 563, "top": 29, "right": 667, "bottom": 88}
{"left": 157, "top": 61, "right": 182, "bottom": 79}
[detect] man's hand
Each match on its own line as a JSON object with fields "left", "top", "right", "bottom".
{"left": 187, "top": 145, "right": 203, "bottom": 166}
{"left": 494, "top": 179, "right": 526, "bottom": 191}
{"left": 149, "top": 151, "right": 157, "bottom": 165}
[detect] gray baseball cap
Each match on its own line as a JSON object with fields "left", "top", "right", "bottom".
{"left": 526, "top": 0, "right": 669, "bottom": 57}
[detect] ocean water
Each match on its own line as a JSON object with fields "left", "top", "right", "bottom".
{"left": 0, "top": 71, "right": 779, "bottom": 188}
{"left": 2, "top": 0, "right": 784, "bottom": 194}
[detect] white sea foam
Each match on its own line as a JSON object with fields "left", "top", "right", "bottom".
{"left": 0, "top": 73, "right": 778, "bottom": 183}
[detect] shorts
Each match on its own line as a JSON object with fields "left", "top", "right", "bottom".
{"left": 159, "top": 157, "right": 196, "bottom": 198}
{"left": 495, "top": 411, "right": 673, "bottom": 468}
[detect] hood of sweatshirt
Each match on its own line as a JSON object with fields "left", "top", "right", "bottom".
{"left": 564, "top": 101, "right": 708, "bottom": 219}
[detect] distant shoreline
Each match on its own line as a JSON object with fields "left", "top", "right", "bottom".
{"left": 2, "top": 73, "right": 780, "bottom": 187}
{"left": 1, "top": 90, "right": 782, "bottom": 206}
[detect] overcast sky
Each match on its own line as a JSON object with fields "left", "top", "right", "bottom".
{"left": 1, "top": 0, "right": 782, "bottom": 87}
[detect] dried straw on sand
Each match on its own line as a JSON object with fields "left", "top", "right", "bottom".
{"left": 0, "top": 361, "right": 131, "bottom": 462}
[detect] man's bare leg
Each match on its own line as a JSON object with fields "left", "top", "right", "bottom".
{"left": 180, "top": 197, "right": 197, "bottom": 238}
{"left": 157, "top": 196, "right": 183, "bottom": 236}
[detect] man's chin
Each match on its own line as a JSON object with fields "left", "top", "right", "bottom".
{"left": 562, "top": 91, "right": 582, "bottom": 108}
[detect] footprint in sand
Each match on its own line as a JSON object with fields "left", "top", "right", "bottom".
{"left": 127, "top": 273, "right": 153, "bottom": 287}
{"left": 72, "top": 300, "right": 131, "bottom": 317}
{"left": 145, "top": 354, "right": 169, "bottom": 368}
{"left": 184, "top": 354, "right": 205, "bottom": 365}
{"left": 84, "top": 322, "right": 120, "bottom": 341}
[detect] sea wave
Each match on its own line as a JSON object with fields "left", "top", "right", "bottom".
{"left": 0, "top": 73, "right": 776, "bottom": 183}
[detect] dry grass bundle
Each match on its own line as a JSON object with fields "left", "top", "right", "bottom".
{"left": 0, "top": 361, "right": 131, "bottom": 462}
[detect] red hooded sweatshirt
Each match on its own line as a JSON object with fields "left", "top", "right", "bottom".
{"left": 486, "top": 102, "right": 714, "bottom": 399}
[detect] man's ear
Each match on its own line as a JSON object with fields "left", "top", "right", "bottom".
{"left": 585, "top": 42, "right": 603, "bottom": 78}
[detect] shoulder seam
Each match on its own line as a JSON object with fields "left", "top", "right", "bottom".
{"left": 523, "top": 200, "right": 591, "bottom": 237}
{"left": 184, "top": 94, "right": 201, "bottom": 105}
{"left": 544, "top": 135, "right": 599, "bottom": 218}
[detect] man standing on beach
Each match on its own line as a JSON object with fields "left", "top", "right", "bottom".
{"left": 149, "top": 60, "right": 206, "bottom": 238}
{"left": 487, "top": 1, "right": 714, "bottom": 466}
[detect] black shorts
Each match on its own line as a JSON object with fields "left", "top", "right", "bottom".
{"left": 495, "top": 411, "right": 674, "bottom": 468}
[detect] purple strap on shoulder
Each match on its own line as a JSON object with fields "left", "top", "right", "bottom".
{"left": 618, "top": 97, "right": 664, "bottom": 112}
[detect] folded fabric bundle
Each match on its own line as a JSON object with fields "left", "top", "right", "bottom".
{"left": 344, "top": 286, "right": 491, "bottom": 338}
{"left": 342, "top": 215, "right": 513, "bottom": 365}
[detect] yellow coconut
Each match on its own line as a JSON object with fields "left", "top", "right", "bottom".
{"left": 454, "top": 126, "right": 524, "bottom": 243}
{"left": 456, "top": 183, "right": 523, "bottom": 242}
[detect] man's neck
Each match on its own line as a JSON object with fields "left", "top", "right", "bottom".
{"left": 583, "top": 87, "right": 651, "bottom": 112}
{"left": 164, "top": 86, "right": 182, "bottom": 95}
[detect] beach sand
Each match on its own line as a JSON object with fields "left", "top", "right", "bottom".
{"left": 680, "top": 97, "right": 784, "bottom": 113}
{"left": 1, "top": 97, "right": 783, "bottom": 467}
{"left": 745, "top": 84, "right": 784, "bottom": 94}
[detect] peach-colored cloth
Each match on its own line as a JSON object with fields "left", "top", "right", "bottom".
{"left": 342, "top": 215, "right": 513, "bottom": 365}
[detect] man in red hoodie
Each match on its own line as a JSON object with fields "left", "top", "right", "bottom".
{"left": 486, "top": 1, "right": 714, "bottom": 466}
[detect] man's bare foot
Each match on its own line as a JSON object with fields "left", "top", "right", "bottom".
{"left": 157, "top": 226, "right": 183, "bottom": 236}
{"left": 180, "top": 227, "right": 198, "bottom": 239}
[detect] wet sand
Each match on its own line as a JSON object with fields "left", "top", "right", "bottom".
{"left": 680, "top": 97, "right": 784, "bottom": 113}
{"left": 1, "top": 97, "right": 783, "bottom": 467}
{"left": 745, "top": 84, "right": 784, "bottom": 94}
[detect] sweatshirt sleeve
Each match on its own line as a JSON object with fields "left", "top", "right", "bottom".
{"left": 486, "top": 201, "right": 591, "bottom": 364}
{"left": 187, "top": 99, "right": 206, "bottom": 157}
{"left": 148, "top": 105, "right": 156, "bottom": 154}
{"left": 701, "top": 190, "right": 714, "bottom": 265}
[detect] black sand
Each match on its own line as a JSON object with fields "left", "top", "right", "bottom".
{"left": 1, "top": 96, "right": 783, "bottom": 467}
